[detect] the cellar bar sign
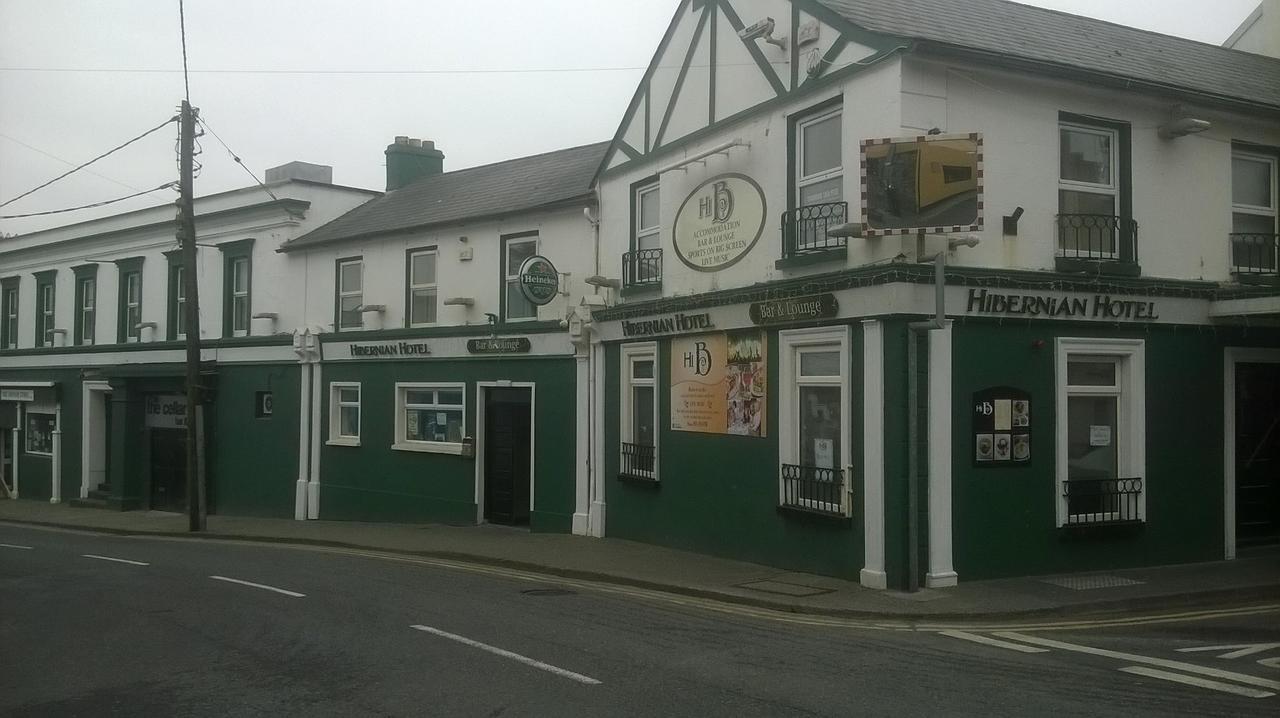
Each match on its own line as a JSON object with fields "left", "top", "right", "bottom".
{"left": 749, "top": 294, "right": 838, "bottom": 325}
{"left": 467, "top": 337, "right": 532, "bottom": 354}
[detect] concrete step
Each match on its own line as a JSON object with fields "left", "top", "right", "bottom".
{"left": 86, "top": 489, "right": 113, "bottom": 501}
{"left": 67, "top": 497, "right": 114, "bottom": 511}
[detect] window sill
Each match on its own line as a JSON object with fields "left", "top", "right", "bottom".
{"left": 776, "top": 504, "right": 852, "bottom": 525}
{"left": 1231, "top": 272, "right": 1279, "bottom": 287}
{"left": 620, "top": 283, "right": 662, "bottom": 298}
{"left": 776, "top": 246, "right": 847, "bottom": 270}
{"left": 392, "top": 441, "right": 465, "bottom": 455}
{"left": 1054, "top": 257, "right": 1141, "bottom": 277}
{"left": 617, "top": 473, "right": 660, "bottom": 487}
{"left": 326, "top": 438, "right": 361, "bottom": 448}
{"left": 1058, "top": 519, "right": 1144, "bottom": 537}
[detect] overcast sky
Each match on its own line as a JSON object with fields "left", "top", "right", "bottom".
{"left": 0, "top": 0, "right": 1261, "bottom": 235}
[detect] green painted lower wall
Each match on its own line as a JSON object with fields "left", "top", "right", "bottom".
{"left": 0, "top": 367, "right": 82, "bottom": 503}
{"left": 209, "top": 364, "right": 301, "bottom": 518}
{"left": 317, "top": 356, "right": 577, "bottom": 531}
{"left": 605, "top": 325, "right": 866, "bottom": 580}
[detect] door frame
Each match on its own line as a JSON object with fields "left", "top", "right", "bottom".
{"left": 1223, "top": 347, "right": 1280, "bottom": 560}
{"left": 474, "top": 381, "right": 537, "bottom": 525}
{"left": 80, "top": 380, "right": 112, "bottom": 499}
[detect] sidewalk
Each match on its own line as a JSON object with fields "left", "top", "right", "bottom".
{"left": 1, "top": 498, "right": 1276, "bottom": 621}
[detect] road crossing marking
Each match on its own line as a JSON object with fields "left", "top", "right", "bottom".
{"left": 994, "top": 632, "right": 1280, "bottom": 692}
{"left": 1119, "top": 666, "right": 1275, "bottom": 699}
{"left": 411, "top": 624, "right": 601, "bottom": 685}
{"left": 1177, "top": 643, "right": 1280, "bottom": 660}
{"left": 208, "top": 575, "right": 305, "bottom": 598}
{"left": 939, "top": 630, "right": 1050, "bottom": 653}
{"left": 82, "top": 554, "right": 149, "bottom": 566}
{"left": 0, "top": 543, "right": 33, "bottom": 550}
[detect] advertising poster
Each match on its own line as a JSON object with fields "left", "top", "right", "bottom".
{"left": 670, "top": 331, "right": 767, "bottom": 436}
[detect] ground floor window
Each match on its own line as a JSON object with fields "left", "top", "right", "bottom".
{"left": 1055, "top": 338, "right": 1145, "bottom": 526}
{"left": 395, "top": 383, "right": 465, "bottom": 454}
{"left": 328, "top": 382, "right": 361, "bottom": 446}
{"left": 620, "top": 342, "right": 657, "bottom": 481}
{"left": 25, "top": 413, "right": 54, "bottom": 456}
{"left": 778, "top": 326, "right": 851, "bottom": 516}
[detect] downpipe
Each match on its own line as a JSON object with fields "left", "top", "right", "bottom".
{"left": 906, "top": 251, "right": 946, "bottom": 592}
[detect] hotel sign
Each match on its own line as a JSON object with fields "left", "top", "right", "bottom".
{"left": 673, "top": 173, "right": 767, "bottom": 272}
{"left": 348, "top": 341, "right": 432, "bottom": 358}
{"left": 621, "top": 312, "right": 715, "bottom": 338}
{"left": 965, "top": 289, "right": 1159, "bottom": 321}
{"left": 749, "top": 294, "right": 838, "bottom": 326}
{"left": 1, "top": 389, "right": 35, "bottom": 402}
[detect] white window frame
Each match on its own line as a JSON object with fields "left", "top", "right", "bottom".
{"left": 620, "top": 342, "right": 658, "bottom": 481}
{"left": 39, "top": 283, "right": 55, "bottom": 346}
{"left": 795, "top": 106, "right": 843, "bottom": 208}
{"left": 124, "top": 272, "right": 142, "bottom": 343}
{"left": 80, "top": 277, "right": 95, "bottom": 346}
{"left": 337, "top": 258, "right": 363, "bottom": 331}
{"left": 1231, "top": 150, "right": 1278, "bottom": 223}
{"left": 407, "top": 248, "right": 439, "bottom": 328}
{"left": 1058, "top": 122, "right": 1119, "bottom": 257}
{"left": 634, "top": 184, "right": 660, "bottom": 250}
{"left": 503, "top": 237, "right": 539, "bottom": 322}
{"left": 778, "top": 326, "right": 852, "bottom": 516}
{"left": 1055, "top": 337, "right": 1146, "bottom": 527}
{"left": 3, "top": 286, "right": 17, "bottom": 349}
{"left": 393, "top": 382, "right": 467, "bottom": 455}
{"left": 230, "top": 257, "right": 250, "bottom": 337}
{"left": 327, "top": 382, "right": 361, "bottom": 447}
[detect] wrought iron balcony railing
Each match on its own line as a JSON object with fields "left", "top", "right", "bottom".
{"left": 1229, "top": 233, "right": 1279, "bottom": 276}
{"left": 781, "top": 202, "right": 849, "bottom": 259}
{"left": 620, "top": 441, "right": 656, "bottom": 481}
{"left": 1056, "top": 214, "right": 1139, "bottom": 263}
{"left": 1063, "top": 477, "right": 1143, "bottom": 526}
{"left": 622, "top": 248, "right": 663, "bottom": 289}
{"left": 780, "top": 463, "right": 850, "bottom": 517}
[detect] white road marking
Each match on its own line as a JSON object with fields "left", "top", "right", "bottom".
{"left": 0, "top": 543, "right": 33, "bottom": 550}
{"left": 939, "top": 630, "right": 1050, "bottom": 653}
{"left": 1259, "top": 658, "right": 1280, "bottom": 670}
{"left": 410, "top": 624, "right": 601, "bottom": 685}
{"left": 82, "top": 554, "right": 149, "bottom": 566}
{"left": 208, "top": 575, "right": 305, "bottom": 598}
{"left": 1177, "top": 643, "right": 1280, "bottom": 660}
{"left": 1119, "top": 666, "right": 1275, "bottom": 699}
{"left": 995, "top": 632, "right": 1280, "bottom": 691}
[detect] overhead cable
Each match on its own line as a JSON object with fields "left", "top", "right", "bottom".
{"left": 0, "top": 182, "right": 178, "bottom": 219}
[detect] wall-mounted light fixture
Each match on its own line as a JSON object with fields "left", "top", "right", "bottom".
{"left": 584, "top": 275, "right": 621, "bottom": 290}
{"left": 1003, "top": 206, "right": 1024, "bottom": 236}
{"left": 1158, "top": 105, "right": 1212, "bottom": 139}
{"left": 738, "top": 17, "right": 787, "bottom": 50}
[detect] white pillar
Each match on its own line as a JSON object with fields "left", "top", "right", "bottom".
{"left": 860, "top": 320, "right": 887, "bottom": 590}
{"left": 12, "top": 403, "right": 22, "bottom": 499}
{"left": 295, "top": 361, "right": 311, "bottom": 521}
{"left": 588, "top": 340, "right": 606, "bottom": 537}
{"left": 571, "top": 346, "right": 591, "bottom": 535}
{"left": 307, "top": 362, "right": 322, "bottom": 520}
{"left": 926, "top": 321, "right": 958, "bottom": 588}
{"left": 50, "top": 402, "right": 62, "bottom": 503}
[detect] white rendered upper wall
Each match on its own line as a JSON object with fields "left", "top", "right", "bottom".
{"left": 1224, "top": 1, "right": 1279, "bottom": 58}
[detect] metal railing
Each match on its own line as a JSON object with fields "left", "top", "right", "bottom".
{"left": 620, "top": 442, "right": 656, "bottom": 481}
{"left": 780, "top": 463, "right": 849, "bottom": 517}
{"left": 1063, "top": 477, "right": 1143, "bottom": 526}
{"left": 1056, "top": 214, "right": 1138, "bottom": 263}
{"left": 622, "top": 249, "right": 663, "bottom": 288}
{"left": 781, "top": 202, "right": 849, "bottom": 259}
{"left": 1229, "top": 233, "right": 1279, "bottom": 275}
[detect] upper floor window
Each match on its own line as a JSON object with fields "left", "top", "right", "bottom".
{"left": 336, "top": 258, "right": 363, "bottom": 331}
{"left": 503, "top": 234, "right": 538, "bottom": 322}
{"left": 796, "top": 107, "right": 842, "bottom": 209}
{"left": 1059, "top": 123, "right": 1117, "bottom": 218}
{"left": 121, "top": 270, "right": 142, "bottom": 343}
{"left": 634, "top": 184, "right": 660, "bottom": 251}
{"left": 1, "top": 279, "right": 18, "bottom": 350}
{"left": 407, "top": 248, "right": 438, "bottom": 327}
{"left": 228, "top": 256, "right": 250, "bottom": 336}
{"left": 1231, "top": 150, "right": 1278, "bottom": 274}
{"left": 169, "top": 263, "right": 187, "bottom": 340}
{"left": 1057, "top": 116, "right": 1134, "bottom": 265}
{"left": 78, "top": 277, "right": 96, "bottom": 346}
{"left": 34, "top": 272, "right": 56, "bottom": 348}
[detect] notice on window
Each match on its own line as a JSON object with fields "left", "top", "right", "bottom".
{"left": 1089, "top": 425, "right": 1112, "bottom": 447}
{"left": 814, "top": 438, "right": 834, "bottom": 469}
{"left": 670, "top": 331, "right": 767, "bottom": 437}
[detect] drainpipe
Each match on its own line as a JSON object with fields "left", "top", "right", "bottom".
{"left": 308, "top": 357, "right": 322, "bottom": 520}
{"left": 50, "top": 402, "right": 62, "bottom": 503}
{"left": 12, "top": 403, "right": 20, "bottom": 499}
{"left": 295, "top": 346, "right": 311, "bottom": 521}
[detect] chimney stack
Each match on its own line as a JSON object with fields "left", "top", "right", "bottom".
{"left": 385, "top": 136, "right": 444, "bottom": 191}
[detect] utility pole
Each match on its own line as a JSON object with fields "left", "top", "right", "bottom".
{"left": 178, "top": 99, "right": 205, "bottom": 532}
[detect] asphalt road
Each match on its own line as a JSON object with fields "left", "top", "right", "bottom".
{"left": 1, "top": 523, "right": 1277, "bottom": 717}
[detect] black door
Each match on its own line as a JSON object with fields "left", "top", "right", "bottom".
{"left": 1237, "top": 363, "right": 1280, "bottom": 547}
{"left": 149, "top": 428, "right": 187, "bottom": 512}
{"left": 484, "top": 388, "right": 532, "bottom": 526}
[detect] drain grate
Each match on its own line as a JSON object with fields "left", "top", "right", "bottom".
{"left": 1041, "top": 575, "right": 1145, "bottom": 590}
{"left": 520, "top": 588, "right": 577, "bottom": 597}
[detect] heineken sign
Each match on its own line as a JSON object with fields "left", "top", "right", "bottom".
{"left": 518, "top": 255, "right": 560, "bottom": 306}
{"left": 673, "top": 173, "right": 767, "bottom": 272}
{"left": 749, "top": 294, "right": 838, "bottom": 325}
{"left": 467, "top": 337, "right": 532, "bottom": 354}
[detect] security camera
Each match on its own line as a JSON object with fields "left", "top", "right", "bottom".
{"left": 738, "top": 18, "right": 787, "bottom": 50}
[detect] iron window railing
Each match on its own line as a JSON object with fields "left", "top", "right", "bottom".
{"left": 620, "top": 442, "right": 656, "bottom": 481}
{"left": 781, "top": 202, "right": 849, "bottom": 259}
{"left": 1229, "top": 233, "right": 1279, "bottom": 276}
{"left": 1056, "top": 214, "right": 1139, "bottom": 263}
{"left": 1063, "top": 477, "right": 1143, "bottom": 526}
{"left": 622, "top": 249, "right": 663, "bottom": 288}
{"left": 780, "top": 463, "right": 850, "bottom": 517}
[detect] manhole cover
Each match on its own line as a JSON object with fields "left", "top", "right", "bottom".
{"left": 520, "top": 588, "right": 577, "bottom": 597}
{"left": 1041, "top": 575, "right": 1145, "bottom": 590}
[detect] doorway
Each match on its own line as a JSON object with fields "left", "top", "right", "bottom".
{"left": 149, "top": 428, "right": 187, "bottom": 512}
{"left": 481, "top": 386, "right": 533, "bottom": 526}
{"left": 1234, "top": 361, "right": 1280, "bottom": 549}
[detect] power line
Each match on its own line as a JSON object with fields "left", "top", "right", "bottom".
{"left": 0, "top": 182, "right": 178, "bottom": 219}
{"left": 0, "top": 62, "right": 785, "bottom": 76}
{"left": 0, "top": 131, "right": 169, "bottom": 196}
{"left": 0, "top": 116, "right": 178, "bottom": 210}
{"left": 197, "top": 115, "right": 298, "bottom": 216}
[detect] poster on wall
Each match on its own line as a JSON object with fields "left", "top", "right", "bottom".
{"left": 972, "top": 386, "right": 1031, "bottom": 467}
{"left": 670, "top": 331, "right": 767, "bottom": 436}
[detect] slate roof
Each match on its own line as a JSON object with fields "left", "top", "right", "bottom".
{"left": 817, "top": 0, "right": 1280, "bottom": 112}
{"left": 282, "top": 141, "right": 609, "bottom": 250}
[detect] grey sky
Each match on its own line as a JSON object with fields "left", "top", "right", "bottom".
{"left": 0, "top": 0, "right": 1260, "bottom": 235}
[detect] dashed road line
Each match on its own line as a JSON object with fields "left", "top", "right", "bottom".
{"left": 82, "top": 554, "right": 149, "bottom": 566}
{"left": 1119, "top": 666, "right": 1275, "bottom": 699}
{"left": 208, "top": 575, "right": 305, "bottom": 598}
{"left": 1177, "top": 643, "right": 1280, "bottom": 660}
{"left": 939, "top": 630, "right": 1050, "bottom": 653}
{"left": 0, "top": 542, "right": 33, "bottom": 550}
{"left": 410, "top": 624, "right": 601, "bottom": 685}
